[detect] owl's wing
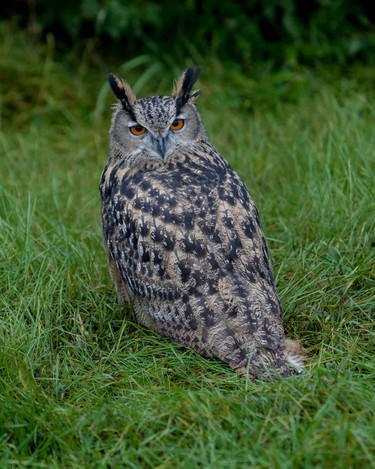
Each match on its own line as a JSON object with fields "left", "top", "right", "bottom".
{"left": 209, "top": 166, "right": 286, "bottom": 350}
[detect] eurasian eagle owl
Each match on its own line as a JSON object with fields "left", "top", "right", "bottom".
{"left": 100, "top": 68, "right": 303, "bottom": 379}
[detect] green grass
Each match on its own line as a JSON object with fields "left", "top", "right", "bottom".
{"left": 1, "top": 22, "right": 374, "bottom": 468}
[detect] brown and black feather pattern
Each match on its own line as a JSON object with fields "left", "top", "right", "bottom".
{"left": 100, "top": 68, "right": 303, "bottom": 379}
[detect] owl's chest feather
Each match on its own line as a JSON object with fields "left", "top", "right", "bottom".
{"left": 102, "top": 152, "right": 227, "bottom": 215}
{"left": 100, "top": 151, "right": 269, "bottom": 288}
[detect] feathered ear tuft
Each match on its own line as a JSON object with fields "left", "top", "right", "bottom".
{"left": 173, "top": 67, "right": 201, "bottom": 111}
{"left": 108, "top": 73, "right": 137, "bottom": 120}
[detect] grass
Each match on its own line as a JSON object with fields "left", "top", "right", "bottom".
{"left": 0, "top": 22, "right": 374, "bottom": 468}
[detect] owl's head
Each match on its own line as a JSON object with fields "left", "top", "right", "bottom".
{"left": 108, "top": 68, "right": 205, "bottom": 162}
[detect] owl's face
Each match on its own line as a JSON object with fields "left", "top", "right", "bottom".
{"left": 108, "top": 68, "right": 204, "bottom": 163}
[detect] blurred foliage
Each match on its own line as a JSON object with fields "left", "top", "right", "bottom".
{"left": 1, "top": 18, "right": 375, "bottom": 135}
{"left": 1, "top": 0, "right": 375, "bottom": 69}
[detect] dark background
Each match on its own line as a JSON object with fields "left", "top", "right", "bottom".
{"left": 2, "top": 0, "right": 375, "bottom": 69}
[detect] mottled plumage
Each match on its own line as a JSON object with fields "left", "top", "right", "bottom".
{"left": 100, "top": 68, "right": 303, "bottom": 379}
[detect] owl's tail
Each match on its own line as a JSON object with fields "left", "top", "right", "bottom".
{"left": 232, "top": 339, "right": 305, "bottom": 379}
{"left": 283, "top": 338, "right": 305, "bottom": 371}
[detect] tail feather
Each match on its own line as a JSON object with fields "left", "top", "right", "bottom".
{"left": 232, "top": 339, "right": 305, "bottom": 379}
{"left": 284, "top": 338, "right": 305, "bottom": 371}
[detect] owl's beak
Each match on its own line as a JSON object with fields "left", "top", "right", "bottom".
{"left": 156, "top": 136, "right": 166, "bottom": 159}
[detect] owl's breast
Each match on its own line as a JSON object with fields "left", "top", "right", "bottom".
{"left": 101, "top": 149, "right": 272, "bottom": 291}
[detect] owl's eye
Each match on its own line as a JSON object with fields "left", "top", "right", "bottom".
{"left": 170, "top": 118, "right": 185, "bottom": 131}
{"left": 129, "top": 124, "right": 147, "bottom": 136}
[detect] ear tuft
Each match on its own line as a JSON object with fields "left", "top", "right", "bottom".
{"left": 173, "top": 67, "right": 201, "bottom": 110}
{"left": 108, "top": 73, "right": 137, "bottom": 119}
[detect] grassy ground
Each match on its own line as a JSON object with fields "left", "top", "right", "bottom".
{"left": 0, "top": 23, "right": 374, "bottom": 468}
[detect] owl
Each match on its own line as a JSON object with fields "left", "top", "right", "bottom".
{"left": 100, "top": 68, "right": 303, "bottom": 379}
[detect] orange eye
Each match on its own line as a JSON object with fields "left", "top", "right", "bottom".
{"left": 170, "top": 118, "right": 185, "bottom": 131}
{"left": 129, "top": 124, "right": 147, "bottom": 136}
